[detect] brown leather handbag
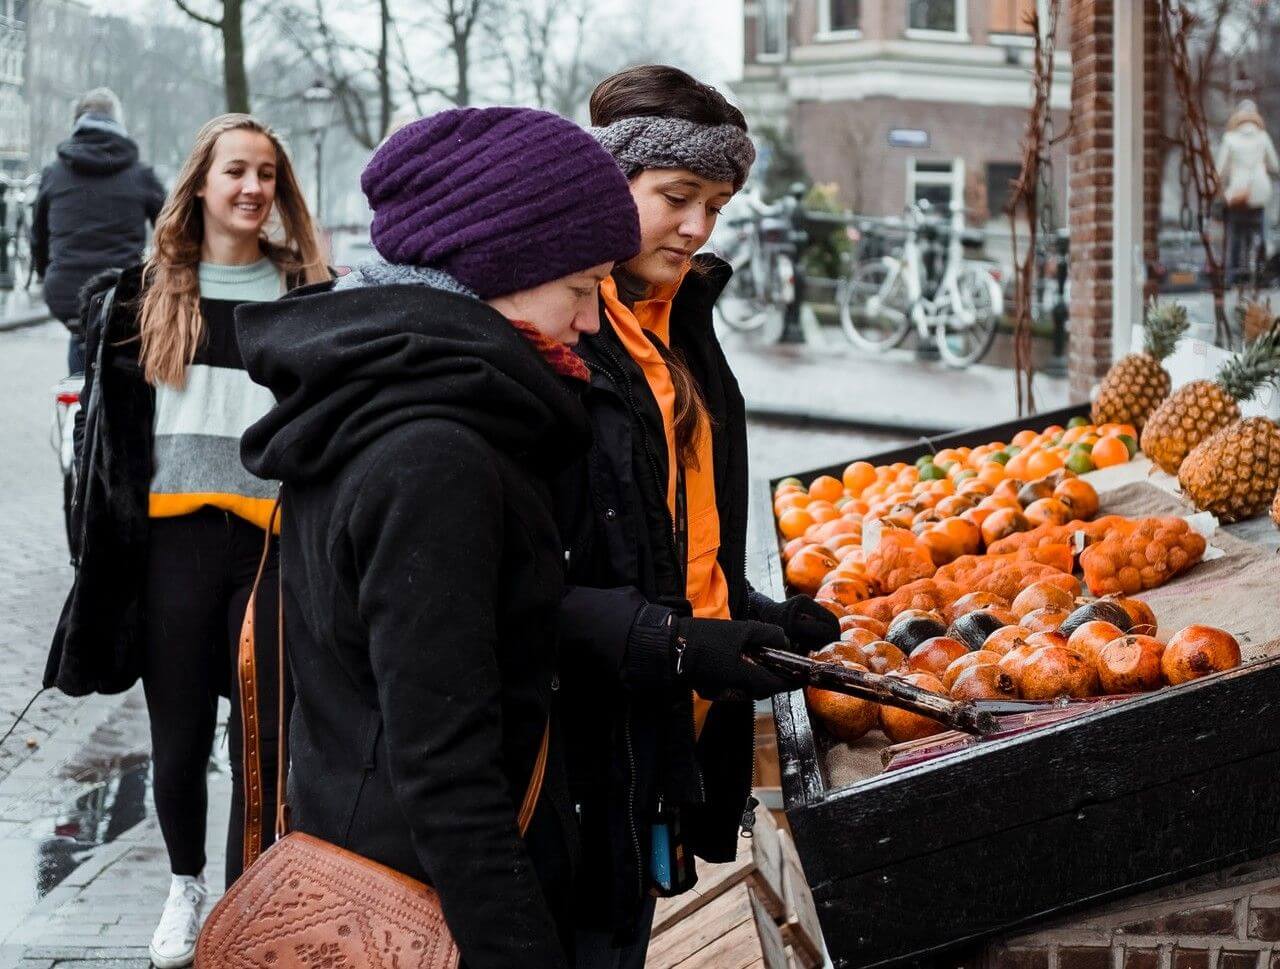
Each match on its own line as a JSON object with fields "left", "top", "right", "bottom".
{"left": 195, "top": 497, "right": 549, "bottom": 969}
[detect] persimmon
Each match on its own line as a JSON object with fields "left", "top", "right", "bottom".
{"left": 992, "top": 478, "right": 1025, "bottom": 502}
{"left": 980, "top": 508, "right": 1032, "bottom": 546}
{"left": 1024, "top": 497, "right": 1073, "bottom": 527}
{"left": 934, "top": 494, "right": 975, "bottom": 519}
{"left": 816, "top": 577, "right": 876, "bottom": 607}
{"left": 1054, "top": 478, "right": 1099, "bottom": 520}
{"left": 785, "top": 545, "right": 840, "bottom": 596}
{"left": 781, "top": 536, "right": 807, "bottom": 563}
{"left": 957, "top": 478, "right": 994, "bottom": 498}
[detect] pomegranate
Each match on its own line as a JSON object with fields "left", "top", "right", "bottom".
{"left": 1024, "top": 630, "right": 1070, "bottom": 653}
{"left": 846, "top": 640, "right": 908, "bottom": 675}
{"left": 948, "top": 592, "right": 1010, "bottom": 620}
{"left": 1096, "top": 635, "right": 1164, "bottom": 694}
{"left": 838, "top": 627, "right": 882, "bottom": 648}
{"left": 942, "top": 650, "right": 1002, "bottom": 691}
{"left": 879, "top": 672, "right": 949, "bottom": 743}
{"left": 907, "top": 637, "right": 971, "bottom": 677}
{"left": 806, "top": 661, "right": 878, "bottom": 742}
{"left": 839, "top": 615, "right": 888, "bottom": 638}
{"left": 997, "top": 642, "right": 1040, "bottom": 686}
{"left": 1066, "top": 620, "right": 1127, "bottom": 665}
{"left": 1022, "top": 607, "right": 1071, "bottom": 633}
{"left": 1011, "top": 580, "right": 1076, "bottom": 618}
{"left": 982, "top": 625, "right": 1033, "bottom": 656}
{"left": 950, "top": 664, "right": 1020, "bottom": 701}
{"left": 814, "top": 597, "right": 847, "bottom": 618}
{"left": 1019, "top": 646, "right": 1100, "bottom": 700}
{"left": 1110, "top": 597, "right": 1158, "bottom": 637}
{"left": 1161, "top": 625, "right": 1242, "bottom": 685}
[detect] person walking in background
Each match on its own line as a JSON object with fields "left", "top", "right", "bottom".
{"left": 235, "top": 107, "right": 641, "bottom": 969}
{"left": 44, "top": 113, "right": 328, "bottom": 969}
{"left": 1215, "top": 98, "right": 1280, "bottom": 284}
{"left": 30, "top": 88, "right": 166, "bottom": 374}
{"left": 556, "top": 65, "right": 838, "bottom": 969}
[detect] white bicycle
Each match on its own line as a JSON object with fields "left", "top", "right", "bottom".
{"left": 838, "top": 200, "right": 1003, "bottom": 367}
{"left": 712, "top": 185, "right": 801, "bottom": 335}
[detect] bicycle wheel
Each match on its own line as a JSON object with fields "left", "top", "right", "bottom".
{"left": 937, "top": 266, "right": 1002, "bottom": 367}
{"left": 716, "top": 257, "right": 776, "bottom": 333}
{"left": 839, "top": 259, "right": 911, "bottom": 352}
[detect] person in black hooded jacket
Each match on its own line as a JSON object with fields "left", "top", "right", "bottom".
{"left": 32, "top": 88, "right": 166, "bottom": 373}
{"left": 559, "top": 67, "right": 843, "bottom": 968}
{"left": 237, "top": 107, "right": 642, "bottom": 969}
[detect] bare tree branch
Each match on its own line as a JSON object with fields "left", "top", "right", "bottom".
{"left": 171, "top": 0, "right": 223, "bottom": 29}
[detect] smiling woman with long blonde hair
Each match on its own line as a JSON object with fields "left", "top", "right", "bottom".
{"left": 47, "top": 113, "right": 327, "bottom": 968}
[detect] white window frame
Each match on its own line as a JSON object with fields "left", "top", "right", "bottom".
{"left": 904, "top": 0, "right": 969, "bottom": 42}
{"left": 906, "top": 157, "right": 966, "bottom": 216}
{"left": 817, "top": 0, "right": 862, "bottom": 40}
{"left": 990, "top": 0, "right": 1045, "bottom": 47}
{"left": 756, "top": 0, "right": 788, "bottom": 63}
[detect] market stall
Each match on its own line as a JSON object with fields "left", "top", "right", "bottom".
{"left": 755, "top": 400, "right": 1280, "bottom": 968}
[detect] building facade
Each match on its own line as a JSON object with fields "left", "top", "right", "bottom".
{"left": 0, "top": 0, "right": 27, "bottom": 173}
{"left": 734, "top": 0, "right": 1073, "bottom": 228}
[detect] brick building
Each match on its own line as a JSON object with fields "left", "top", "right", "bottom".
{"left": 733, "top": 0, "right": 1072, "bottom": 227}
{"left": 0, "top": 0, "right": 27, "bottom": 173}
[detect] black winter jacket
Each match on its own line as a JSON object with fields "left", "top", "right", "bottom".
{"left": 237, "top": 281, "right": 590, "bottom": 969}
{"left": 32, "top": 119, "right": 166, "bottom": 326}
{"left": 556, "top": 255, "right": 763, "bottom": 939}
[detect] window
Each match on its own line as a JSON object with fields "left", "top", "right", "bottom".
{"left": 908, "top": 0, "right": 965, "bottom": 35}
{"left": 986, "top": 162, "right": 1022, "bottom": 219}
{"left": 758, "top": 0, "right": 787, "bottom": 60}
{"left": 990, "top": 0, "right": 1036, "bottom": 35}
{"left": 821, "top": 0, "right": 861, "bottom": 34}
{"left": 907, "top": 158, "right": 964, "bottom": 213}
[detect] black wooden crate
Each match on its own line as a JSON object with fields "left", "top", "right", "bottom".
{"left": 757, "top": 403, "right": 1280, "bottom": 967}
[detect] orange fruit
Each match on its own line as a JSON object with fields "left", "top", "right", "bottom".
{"left": 809, "top": 504, "right": 840, "bottom": 525}
{"left": 842, "top": 461, "right": 877, "bottom": 496}
{"left": 809, "top": 475, "right": 844, "bottom": 504}
{"left": 1012, "top": 429, "right": 1037, "bottom": 447}
{"left": 778, "top": 507, "right": 815, "bottom": 539}
{"left": 785, "top": 545, "right": 841, "bottom": 596}
{"left": 1025, "top": 449, "right": 1065, "bottom": 479}
{"left": 1091, "top": 436, "right": 1130, "bottom": 469}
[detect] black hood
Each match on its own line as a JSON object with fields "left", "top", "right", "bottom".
{"left": 57, "top": 122, "right": 140, "bottom": 176}
{"left": 237, "top": 282, "right": 591, "bottom": 483}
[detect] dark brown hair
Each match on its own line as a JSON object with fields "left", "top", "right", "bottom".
{"left": 591, "top": 66, "right": 747, "bottom": 470}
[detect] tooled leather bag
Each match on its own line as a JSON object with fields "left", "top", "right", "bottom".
{"left": 195, "top": 496, "right": 549, "bottom": 969}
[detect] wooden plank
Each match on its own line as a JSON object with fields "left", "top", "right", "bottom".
{"left": 771, "top": 689, "right": 826, "bottom": 809}
{"left": 810, "top": 741, "right": 1280, "bottom": 967}
{"left": 777, "top": 831, "right": 824, "bottom": 969}
{"left": 646, "top": 884, "right": 752, "bottom": 969}
{"left": 650, "top": 852, "right": 754, "bottom": 936}
{"left": 792, "top": 655, "right": 1280, "bottom": 887}
{"left": 749, "top": 885, "right": 793, "bottom": 969}
{"left": 746, "top": 799, "right": 787, "bottom": 920}
{"left": 673, "top": 917, "right": 769, "bottom": 969}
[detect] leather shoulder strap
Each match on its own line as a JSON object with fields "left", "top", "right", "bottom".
{"left": 238, "top": 491, "right": 551, "bottom": 870}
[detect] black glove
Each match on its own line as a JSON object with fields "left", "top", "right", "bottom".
{"left": 749, "top": 592, "right": 841, "bottom": 654}
{"left": 673, "top": 617, "right": 803, "bottom": 701}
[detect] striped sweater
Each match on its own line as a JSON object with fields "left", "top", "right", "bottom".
{"left": 149, "top": 259, "right": 283, "bottom": 530}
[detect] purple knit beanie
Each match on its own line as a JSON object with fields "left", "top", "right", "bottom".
{"left": 361, "top": 107, "right": 641, "bottom": 299}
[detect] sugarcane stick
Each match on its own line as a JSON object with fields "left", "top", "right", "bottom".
{"left": 750, "top": 646, "right": 1002, "bottom": 736}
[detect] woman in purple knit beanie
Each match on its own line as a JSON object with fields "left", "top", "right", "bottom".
{"left": 234, "top": 106, "right": 639, "bottom": 969}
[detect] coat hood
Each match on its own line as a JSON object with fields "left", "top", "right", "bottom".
{"left": 57, "top": 120, "right": 140, "bottom": 176}
{"left": 237, "top": 282, "right": 590, "bottom": 483}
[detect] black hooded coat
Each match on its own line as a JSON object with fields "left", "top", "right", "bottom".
{"left": 236, "top": 280, "right": 590, "bottom": 969}
{"left": 32, "top": 119, "right": 166, "bottom": 325}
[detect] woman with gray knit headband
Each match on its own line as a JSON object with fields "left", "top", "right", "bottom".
{"left": 556, "top": 65, "right": 839, "bottom": 968}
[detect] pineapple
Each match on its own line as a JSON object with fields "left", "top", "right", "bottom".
{"left": 1140, "top": 326, "right": 1280, "bottom": 475}
{"left": 1179, "top": 417, "right": 1280, "bottom": 522}
{"left": 1092, "top": 300, "right": 1191, "bottom": 431}
{"left": 1272, "top": 487, "right": 1280, "bottom": 529}
{"left": 1239, "top": 299, "right": 1276, "bottom": 345}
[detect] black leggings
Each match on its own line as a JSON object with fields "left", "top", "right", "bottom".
{"left": 143, "top": 509, "right": 285, "bottom": 889}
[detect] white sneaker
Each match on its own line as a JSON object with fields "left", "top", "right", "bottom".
{"left": 148, "top": 874, "right": 207, "bottom": 969}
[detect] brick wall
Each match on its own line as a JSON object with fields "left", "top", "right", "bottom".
{"left": 980, "top": 855, "right": 1280, "bottom": 969}
{"left": 1066, "top": 0, "right": 1161, "bottom": 400}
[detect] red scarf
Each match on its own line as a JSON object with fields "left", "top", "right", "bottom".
{"left": 508, "top": 319, "right": 590, "bottom": 382}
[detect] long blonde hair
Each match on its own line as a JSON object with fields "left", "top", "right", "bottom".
{"left": 139, "top": 114, "right": 327, "bottom": 386}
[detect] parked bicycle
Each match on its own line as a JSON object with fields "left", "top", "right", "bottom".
{"left": 51, "top": 375, "right": 81, "bottom": 552}
{"left": 1, "top": 172, "right": 40, "bottom": 290}
{"left": 713, "top": 183, "right": 805, "bottom": 335}
{"left": 838, "top": 199, "right": 1003, "bottom": 367}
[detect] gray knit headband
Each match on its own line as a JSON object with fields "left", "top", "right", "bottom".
{"left": 589, "top": 116, "right": 756, "bottom": 189}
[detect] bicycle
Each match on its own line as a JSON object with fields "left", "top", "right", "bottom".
{"left": 838, "top": 200, "right": 1003, "bottom": 367}
{"left": 1, "top": 172, "right": 40, "bottom": 290}
{"left": 713, "top": 184, "right": 804, "bottom": 335}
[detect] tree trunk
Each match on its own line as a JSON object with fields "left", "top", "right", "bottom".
{"left": 378, "top": 0, "right": 391, "bottom": 137}
{"left": 454, "top": 38, "right": 470, "bottom": 106}
{"left": 222, "top": 0, "right": 250, "bottom": 113}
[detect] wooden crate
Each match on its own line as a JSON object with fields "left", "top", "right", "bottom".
{"left": 647, "top": 810, "right": 824, "bottom": 969}
{"left": 758, "top": 403, "right": 1280, "bottom": 967}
